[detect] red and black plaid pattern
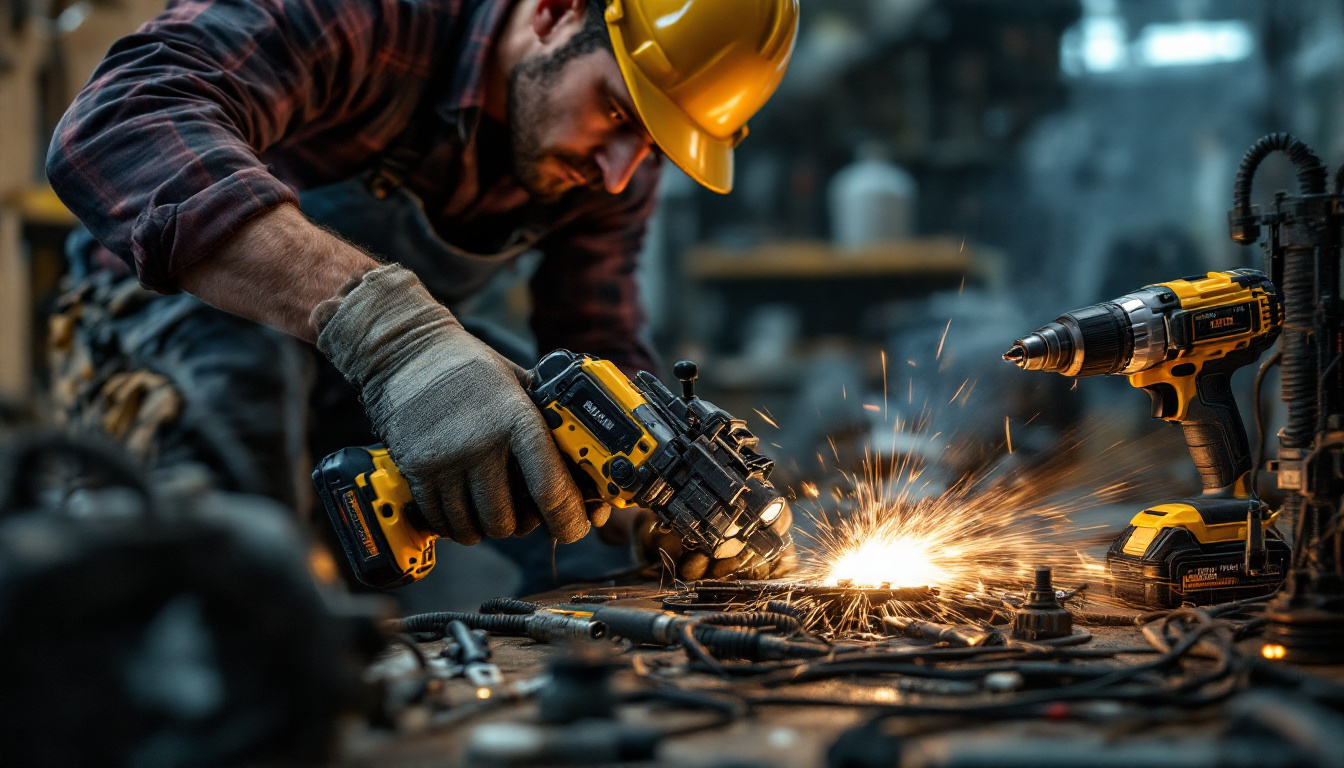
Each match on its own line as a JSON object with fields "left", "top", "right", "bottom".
{"left": 48, "top": 0, "right": 660, "bottom": 374}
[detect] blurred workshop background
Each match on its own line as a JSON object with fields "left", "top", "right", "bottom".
{"left": 0, "top": 0, "right": 1341, "bottom": 606}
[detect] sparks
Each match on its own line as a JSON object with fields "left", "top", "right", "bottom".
{"left": 881, "top": 350, "right": 889, "bottom": 420}
{"left": 754, "top": 408, "right": 780, "bottom": 429}
{"left": 825, "top": 533, "right": 957, "bottom": 588}
{"left": 948, "top": 379, "right": 970, "bottom": 404}
{"left": 935, "top": 319, "right": 952, "bottom": 361}
{"left": 794, "top": 425, "right": 1181, "bottom": 618}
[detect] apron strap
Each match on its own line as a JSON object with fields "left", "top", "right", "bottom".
{"left": 365, "top": 115, "right": 442, "bottom": 200}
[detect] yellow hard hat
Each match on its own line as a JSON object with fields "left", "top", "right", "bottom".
{"left": 604, "top": 0, "right": 799, "bottom": 194}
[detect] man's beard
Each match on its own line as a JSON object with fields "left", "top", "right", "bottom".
{"left": 507, "top": 52, "right": 603, "bottom": 203}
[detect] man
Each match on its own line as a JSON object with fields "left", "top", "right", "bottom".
{"left": 46, "top": 0, "right": 800, "bottom": 585}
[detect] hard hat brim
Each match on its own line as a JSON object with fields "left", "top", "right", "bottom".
{"left": 608, "top": 24, "right": 735, "bottom": 194}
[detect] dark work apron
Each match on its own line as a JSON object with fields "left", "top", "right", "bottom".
{"left": 298, "top": 176, "right": 552, "bottom": 366}
{"left": 298, "top": 177, "right": 542, "bottom": 311}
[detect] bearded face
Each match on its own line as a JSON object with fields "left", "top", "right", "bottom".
{"left": 504, "top": 40, "right": 653, "bottom": 203}
{"left": 507, "top": 53, "right": 604, "bottom": 202}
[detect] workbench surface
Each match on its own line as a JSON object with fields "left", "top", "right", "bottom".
{"left": 336, "top": 583, "right": 1344, "bottom": 768}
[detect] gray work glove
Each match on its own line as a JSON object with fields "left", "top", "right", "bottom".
{"left": 634, "top": 505, "right": 798, "bottom": 581}
{"left": 316, "top": 264, "right": 591, "bottom": 545}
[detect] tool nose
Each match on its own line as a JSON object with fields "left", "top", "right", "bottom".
{"left": 1002, "top": 323, "right": 1073, "bottom": 373}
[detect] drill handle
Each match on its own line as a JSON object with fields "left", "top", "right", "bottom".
{"left": 1180, "top": 370, "right": 1253, "bottom": 496}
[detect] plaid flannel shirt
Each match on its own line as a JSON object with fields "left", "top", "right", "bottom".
{"left": 47, "top": 0, "right": 660, "bottom": 373}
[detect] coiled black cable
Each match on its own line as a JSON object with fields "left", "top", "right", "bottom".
{"left": 766, "top": 601, "right": 807, "bottom": 621}
{"left": 691, "top": 626, "right": 762, "bottom": 661}
{"left": 1279, "top": 264, "right": 1319, "bottom": 450}
{"left": 479, "top": 598, "right": 542, "bottom": 615}
{"left": 1276, "top": 220, "right": 1319, "bottom": 571}
{"left": 692, "top": 625, "right": 829, "bottom": 662}
{"left": 387, "top": 611, "right": 528, "bottom": 639}
{"left": 1230, "top": 133, "right": 1328, "bottom": 244}
{"left": 697, "top": 611, "right": 803, "bottom": 635}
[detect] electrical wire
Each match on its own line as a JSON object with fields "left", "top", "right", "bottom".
{"left": 479, "top": 598, "right": 542, "bottom": 615}
{"left": 696, "top": 611, "right": 804, "bottom": 635}
{"left": 1250, "top": 349, "right": 1283, "bottom": 502}
{"left": 648, "top": 597, "right": 1277, "bottom": 722}
{"left": 388, "top": 611, "right": 528, "bottom": 638}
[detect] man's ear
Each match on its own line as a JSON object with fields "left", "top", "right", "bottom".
{"left": 531, "top": 0, "right": 586, "bottom": 45}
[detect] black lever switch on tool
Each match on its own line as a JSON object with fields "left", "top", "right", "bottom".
{"left": 674, "top": 360, "right": 698, "bottom": 401}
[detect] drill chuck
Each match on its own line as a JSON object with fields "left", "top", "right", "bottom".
{"left": 1003, "top": 286, "right": 1178, "bottom": 378}
{"left": 1002, "top": 321, "right": 1076, "bottom": 373}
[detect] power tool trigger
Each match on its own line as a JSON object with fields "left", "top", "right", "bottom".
{"left": 1144, "top": 384, "right": 1178, "bottom": 419}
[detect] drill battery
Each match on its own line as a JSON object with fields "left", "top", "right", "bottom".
{"left": 313, "top": 446, "right": 436, "bottom": 589}
{"left": 1106, "top": 497, "right": 1288, "bottom": 609}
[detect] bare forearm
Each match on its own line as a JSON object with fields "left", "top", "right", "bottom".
{"left": 178, "top": 203, "right": 379, "bottom": 342}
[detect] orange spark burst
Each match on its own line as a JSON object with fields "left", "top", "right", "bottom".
{"left": 793, "top": 426, "right": 1181, "bottom": 614}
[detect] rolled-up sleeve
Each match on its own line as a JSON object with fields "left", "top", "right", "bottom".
{"left": 530, "top": 161, "right": 662, "bottom": 376}
{"left": 46, "top": 0, "right": 419, "bottom": 291}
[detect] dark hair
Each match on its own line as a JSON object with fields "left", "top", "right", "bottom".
{"left": 531, "top": 0, "right": 614, "bottom": 81}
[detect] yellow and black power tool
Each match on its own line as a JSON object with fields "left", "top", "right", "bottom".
{"left": 1004, "top": 269, "right": 1290, "bottom": 607}
{"left": 313, "top": 350, "right": 790, "bottom": 589}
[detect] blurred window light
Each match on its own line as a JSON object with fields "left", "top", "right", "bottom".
{"left": 1060, "top": 16, "right": 1129, "bottom": 76}
{"left": 1134, "top": 21, "right": 1256, "bottom": 67}
{"left": 1082, "top": 17, "right": 1130, "bottom": 72}
{"left": 1062, "top": 16, "right": 1257, "bottom": 76}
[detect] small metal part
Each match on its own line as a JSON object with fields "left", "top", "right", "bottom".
{"left": 593, "top": 606, "right": 685, "bottom": 645}
{"left": 881, "top": 616, "right": 1005, "bottom": 647}
{"left": 568, "top": 594, "right": 617, "bottom": 604}
{"left": 525, "top": 611, "right": 607, "bottom": 643}
{"left": 660, "top": 594, "right": 735, "bottom": 613}
{"left": 442, "top": 620, "right": 503, "bottom": 689}
{"left": 1011, "top": 567, "right": 1074, "bottom": 641}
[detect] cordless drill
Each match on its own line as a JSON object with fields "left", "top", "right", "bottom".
{"left": 313, "top": 350, "right": 790, "bottom": 589}
{"left": 1004, "top": 269, "right": 1290, "bottom": 607}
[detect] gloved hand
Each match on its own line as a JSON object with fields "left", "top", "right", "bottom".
{"left": 316, "top": 265, "right": 594, "bottom": 544}
{"left": 634, "top": 505, "right": 798, "bottom": 581}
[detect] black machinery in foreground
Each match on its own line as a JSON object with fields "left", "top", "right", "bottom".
{"left": 1228, "top": 134, "right": 1344, "bottom": 664}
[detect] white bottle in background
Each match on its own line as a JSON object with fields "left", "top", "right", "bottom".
{"left": 828, "top": 142, "right": 918, "bottom": 250}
